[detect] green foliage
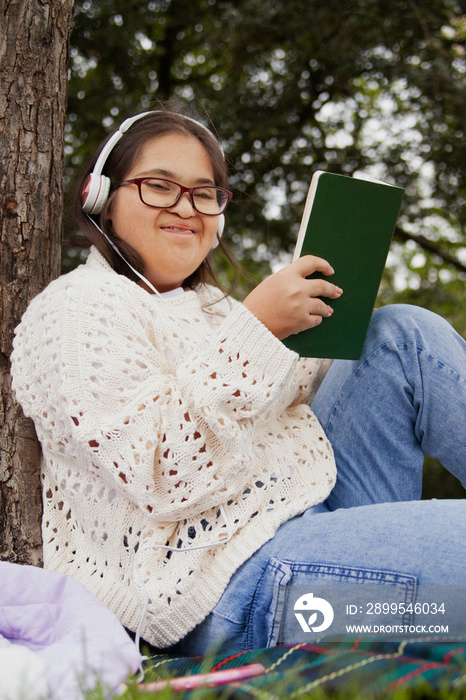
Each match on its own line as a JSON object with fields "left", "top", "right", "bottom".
{"left": 422, "top": 456, "right": 466, "bottom": 498}
{"left": 67, "top": 0, "right": 466, "bottom": 278}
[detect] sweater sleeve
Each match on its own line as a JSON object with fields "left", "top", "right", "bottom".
{"left": 12, "top": 273, "right": 299, "bottom": 522}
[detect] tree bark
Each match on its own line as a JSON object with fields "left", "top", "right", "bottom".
{"left": 0, "top": 0, "right": 74, "bottom": 564}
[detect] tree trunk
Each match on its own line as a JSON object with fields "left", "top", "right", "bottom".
{"left": 0, "top": 0, "right": 74, "bottom": 564}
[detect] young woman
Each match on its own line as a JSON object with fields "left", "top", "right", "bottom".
{"left": 11, "top": 107, "right": 466, "bottom": 656}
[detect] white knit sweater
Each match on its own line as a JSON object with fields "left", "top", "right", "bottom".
{"left": 11, "top": 248, "right": 336, "bottom": 647}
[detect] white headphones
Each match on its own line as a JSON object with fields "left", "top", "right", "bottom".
{"left": 81, "top": 111, "right": 225, "bottom": 246}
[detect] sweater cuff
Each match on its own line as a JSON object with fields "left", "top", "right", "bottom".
{"left": 215, "top": 302, "right": 299, "bottom": 386}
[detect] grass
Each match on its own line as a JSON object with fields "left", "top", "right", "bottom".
{"left": 84, "top": 680, "right": 466, "bottom": 699}
{"left": 81, "top": 660, "right": 466, "bottom": 700}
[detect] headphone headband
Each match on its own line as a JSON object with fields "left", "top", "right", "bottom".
{"left": 90, "top": 112, "right": 153, "bottom": 180}
{"left": 91, "top": 111, "right": 222, "bottom": 180}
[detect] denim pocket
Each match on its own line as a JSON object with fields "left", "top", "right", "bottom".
{"left": 248, "top": 557, "right": 417, "bottom": 648}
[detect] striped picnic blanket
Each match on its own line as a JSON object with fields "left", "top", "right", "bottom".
{"left": 143, "top": 635, "right": 466, "bottom": 696}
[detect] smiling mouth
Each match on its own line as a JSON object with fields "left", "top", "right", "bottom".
{"left": 161, "top": 225, "right": 196, "bottom": 235}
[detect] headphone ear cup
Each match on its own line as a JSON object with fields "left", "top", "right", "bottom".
{"left": 82, "top": 174, "right": 111, "bottom": 215}
{"left": 211, "top": 214, "right": 225, "bottom": 249}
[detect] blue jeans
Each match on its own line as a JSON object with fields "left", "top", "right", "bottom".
{"left": 173, "top": 305, "right": 466, "bottom": 655}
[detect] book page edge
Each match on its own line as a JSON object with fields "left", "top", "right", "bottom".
{"left": 292, "top": 170, "right": 324, "bottom": 262}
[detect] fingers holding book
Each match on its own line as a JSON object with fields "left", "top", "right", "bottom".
{"left": 242, "top": 255, "right": 343, "bottom": 341}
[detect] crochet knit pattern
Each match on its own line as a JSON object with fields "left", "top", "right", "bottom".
{"left": 11, "top": 248, "right": 336, "bottom": 647}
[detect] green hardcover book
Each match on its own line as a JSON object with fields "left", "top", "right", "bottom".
{"left": 283, "top": 171, "right": 404, "bottom": 359}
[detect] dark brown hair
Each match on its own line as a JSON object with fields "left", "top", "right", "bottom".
{"left": 72, "top": 104, "right": 238, "bottom": 293}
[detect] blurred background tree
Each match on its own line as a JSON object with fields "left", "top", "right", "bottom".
{"left": 65, "top": 0, "right": 465, "bottom": 498}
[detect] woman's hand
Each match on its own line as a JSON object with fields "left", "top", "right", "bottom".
{"left": 243, "top": 256, "right": 343, "bottom": 340}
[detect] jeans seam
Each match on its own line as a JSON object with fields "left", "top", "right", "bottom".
{"left": 278, "top": 559, "right": 417, "bottom": 585}
{"left": 415, "top": 346, "right": 466, "bottom": 448}
{"left": 247, "top": 557, "right": 291, "bottom": 649}
{"left": 246, "top": 557, "right": 276, "bottom": 649}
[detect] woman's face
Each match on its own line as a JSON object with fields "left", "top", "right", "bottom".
{"left": 108, "top": 132, "right": 220, "bottom": 293}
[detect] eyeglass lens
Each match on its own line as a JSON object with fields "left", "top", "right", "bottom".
{"left": 141, "top": 179, "right": 228, "bottom": 215}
